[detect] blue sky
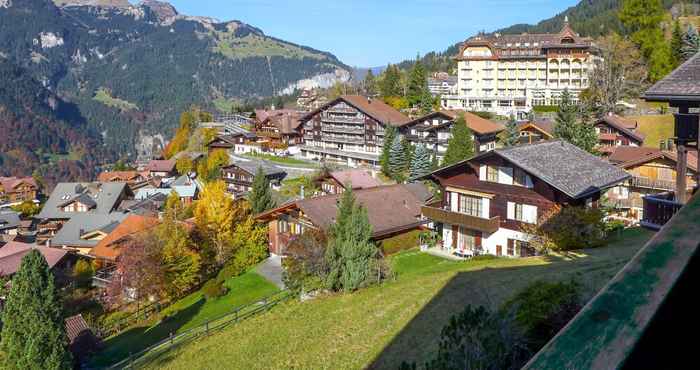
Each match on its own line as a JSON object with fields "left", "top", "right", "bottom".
{"left": 168, "top": 0, "right": 579, "bottom": 67}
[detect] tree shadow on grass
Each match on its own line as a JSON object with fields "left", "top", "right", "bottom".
{"left": 367, "top": 252, "right": 632, "bottom": 369}
{"left": 91, "top": 298, "right": 206, "bottom": 367}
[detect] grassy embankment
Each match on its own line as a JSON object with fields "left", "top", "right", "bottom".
{"left": 135, "top": 228, "right": 654, "bottom": 370}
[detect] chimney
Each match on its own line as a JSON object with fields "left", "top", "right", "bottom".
{"left": 367, "top": 96, "right": 372, "bottom": 104}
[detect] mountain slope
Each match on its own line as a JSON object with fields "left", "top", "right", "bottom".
{"left": 0, "top": 0, "right": 351, "bottom": 169}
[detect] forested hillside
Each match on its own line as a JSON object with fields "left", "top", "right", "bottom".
{"left": 0, "top": 0, "right": 350, "bottom": 179}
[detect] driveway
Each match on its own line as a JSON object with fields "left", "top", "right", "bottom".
{"left": 256, "top": 255, "right": 285, "bottom": 289}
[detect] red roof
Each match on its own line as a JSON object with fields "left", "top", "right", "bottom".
{"left": 301, "top": 95, "right": 410, "bottom": 126}
{"left": 0, "top": 242, "right": 68, "bottom": 277}
{"left": 97, "top": 171, "right": 146, "bottom": 183}
{"left": 146, "top": 160, "right": 176, "bottom": 173}
{"left": 329, "top": 170, "right": 382, "bottom": 190}
{"left": 90, "top": 215, "right": 160, "bottom": 261}
{"left": 0, "top": 176, "right": 38, "bottom": 191}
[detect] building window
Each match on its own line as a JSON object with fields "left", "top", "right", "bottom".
{"left": 486, "top": 166, "right": 499, "bottom": 182}
{"left": 513, "top": 168, "right": 529, "bottom": 187}
{"left": 514, "top": 203, "right": 524, "bottom": 221}
{"left": 458, "top": 194, "right": 482, "bottom": 217}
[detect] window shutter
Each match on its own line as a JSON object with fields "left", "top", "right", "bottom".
{"left": 481, "top": 198, "right": 490, "bottom": 218}
{"left": 524, "top": 205, "right": 538, "bottom": 223}
{"left": 479, "top": 165, "right": 487, "bottom": 181}
{"left": 498, "top": 167, "right": 514, "bottom": 185}
{"left": 451, "top": 192, "right": 459, "bottom": 212}
{"left": 507, "top": 202, "right": 515, "bottom": 220}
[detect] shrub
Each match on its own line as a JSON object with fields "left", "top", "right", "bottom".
{"left": 501, "top": 280, "right": 581, "bottom": 351}
{"left": 524, "top": 206, "right": 607, "bottom": 253}
{"left": 202, "top": 279, "right": 228, "bottom": 300}
{"left": 216, "top": 261, "right": 246, "bottom": 282}
{"left": 471, "top": 254, "right": 498, "bottom": 261}
{"left": 100, "top": 311, "right": 130, "bottom": 330}
{"left": 73, "top": 259, "right": 95, "bottom": 288}
{"left": 380, "top": 230, "right": 422, "bottom": 256}
{"left": 532, "top": 105, "right": 559, "bottom": 113}
{"left": 283, "top": 230, "right": 329, "bottom": 296}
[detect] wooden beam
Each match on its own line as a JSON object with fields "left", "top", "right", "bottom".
{"left": 676, "top": 144, "right": 688, "bottom": 204}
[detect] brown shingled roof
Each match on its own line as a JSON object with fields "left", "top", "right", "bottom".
{"left": 608, "top": 146, "right": 698, "bottom": 172}
{"left": 440, "top": 110, "right": 505, "bottom": 135}
{"left": 301, "top": 96, "right": 410, "bottom": 126}
{"left": 97, "top": 171, "right": 145, "bottom": 183}
{"left": 596, "top": 114, "right": 645, "bottom": 143}
{"left": 328, "top": 170, "right": 382, "bottom": 190}
{"left": 0, "top": 242, "right": 68, "bottom": 277}
{"left": 0, "top": 176, "right": 38, "bottom": 191}
{"left": 644, "top": 52, "right": 700, "bottom": 101}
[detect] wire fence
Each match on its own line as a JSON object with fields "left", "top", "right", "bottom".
{"left": 107, "top": 290, "right": 291, "bottom": 369}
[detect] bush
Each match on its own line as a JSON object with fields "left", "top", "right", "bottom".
{"left": 379, "top": 230, "right": 422, "bottom": 256}
{"left": 471, "top": 254, "right": 498, "bottom": 261}
{"left": 73, "top": 259, "right": 95, "bottom": 288}
{"left": 532, "top": 105, "right": 559, "bottom": 113}
{"left": 524, "top": 206, "right": 607, "bottom": 253}
{"left": 501, "top": 280, "right": 581, "bottom": 351}
{"left": 216, "top": 261, "right": 246, "bottom": 282}
{"left": 202, "top": 278, "right": 229, "bottom": 300}
{"left": 100, "top": 311, "right": 130, "bottom": 330}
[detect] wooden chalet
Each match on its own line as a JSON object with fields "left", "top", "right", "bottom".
{"left": 315, "top": 169, "right": 381, "bottom": 195}
{"left": 255, "top": 184, "right": 433, "bottom": 255}
{"left": 423, "top": 140, "right": 629, "bottom": 258}
{"left": 399, "top": 110, "right": 505, "bottom": 158}
{"left": 606, "top": 146, "right": 698, "bottom": 222}
{"left": 516, "top": 120, "right": 555, "bottom": 145}
{"left": 594, "top": 113, "right": 645, "bottom": 153}
{"left": 254, "top": 109, "right": 306, "bottom": 147}
{"left": 221, "top": 161, "right": 286, "bottom": 198}
{"left": 0, "top": 176, "right": 39, "bottom": 205}
{"left": 642, "top": 52, "right": 700, "bottom": 227}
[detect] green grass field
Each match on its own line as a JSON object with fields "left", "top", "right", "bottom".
{"left": 136, "top": 228, "right": 654, "bottom": 370}
{"left": 631, "top": 114, "right": 674, "bottom": 148}
{"left": 90, "top": 270, "right": 279, "bottom": 367}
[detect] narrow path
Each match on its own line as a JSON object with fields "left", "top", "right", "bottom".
{"left": 256, "top": 255, "right": 285, "bottom": 289}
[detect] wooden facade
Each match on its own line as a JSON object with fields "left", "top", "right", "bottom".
{"left": 0, "top": 177, "right": 39, "bottom": 204}
{"left": 221, "top": 163, "right": 286, "bottom": 197}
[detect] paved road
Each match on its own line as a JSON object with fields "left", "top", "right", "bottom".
{"left": 256, "top": 255, "right": 285, "bottom": 289}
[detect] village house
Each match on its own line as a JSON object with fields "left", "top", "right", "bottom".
{"left": 90, "top": 215, "right": 160, "bottom": 266}
{"left": 399, "top": 110, "right": 505, "bottom": 158}
{"left": 206, "top": 131, "right": 259, "bottom": 155}
{"left": 594, "top": 113, "right": 645, "bottom": 153}
{"left": 0, "top": 211, "right": 20, "bottom": 237}
{"left": 427, "top": 72, "right": 458, "bottom": 97}
{"left": 97, "top": 171, "right": 147, "bottom": 185}
{"left": 35, "top": 182, "right": 132, "bottom": 245}
{"left": 296, "top": 89, "right": 328, "bottom": 111}
{"left": 144, "top": 160, "right": 177, "bottom": 178}
{"left": 314, "top": 169, "right": 381, "bottom": 195}
{"left": 0, "top": 241, "right": 70, "bottom": 278}
{"left": 134, "top": 174, "right": 200, "bottom": 205}
{"left": 299, "top": 95, "right": 410, "bottom": 168}
{"left": 221, "top": 161, "right": 286, "bottom": 198}
{"left": 255, "top": 183, "right": 433, "bottom": 255}
{"left": 64, "top": 314, "right": 101, "bottom": 366}
{"left": 605, "top": 146, "right": 698, "bottom": 222}
{"left": 422, "top": 140, "right": 629, "bottom": 258}
{"left": 254, "top": 109, "right": 306, "bottom": 149}
{"left": 516, "top": 120, "right": 555, "bottom": 144}
{"left": 0, "top": 176, "right": 40, "bottom": 206}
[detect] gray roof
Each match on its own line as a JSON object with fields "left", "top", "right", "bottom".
{"left": 0, "top": 211, "right": 21, "bottom": 231}
{"left": 37, "top": 182, "right": 129, "bottom": 220}
{"left": 492, "top": 140, "right": 630, "bottom": 199}
{"left": 644, "top": 52, "right": 700, "bottom": 102}
{"left": 51, "top": 213, "right": 128, "bottom": 248}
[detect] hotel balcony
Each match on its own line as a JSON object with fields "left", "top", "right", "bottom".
{"left": 321, "top": 124, "right": 365, "bottom": 134}
{"left": 628, "top": 176, "right": 678, "bottom": 192}
{"left": 321, "top": 134, "right": 365, "bottom": 144}
{"left": 421, "top": 201, "right": 500, "bottom": 233}
{"left": 321, "top": 113, "right": 365, "bottom": 124}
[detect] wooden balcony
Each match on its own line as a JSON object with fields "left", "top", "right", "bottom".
{"left": 628, "top": 176, "right": 677, "bottom": 192}
{"left": 674, "top": 113, "right": 699, "bottom": 143}
{"left": 640, "top": 192, "right": 684, "bottom": 230}
{"left": 421, "top": 202, "right": 500, "bottom": 233}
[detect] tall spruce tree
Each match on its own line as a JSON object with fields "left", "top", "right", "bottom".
{"left": 389, "top": 134, "right": 408, "bottom": 182}
{"left": 442, "top": 114, "right": 474, "bottom": 166}
{"left": 682, "top": 24, "right": 700, "bottom": 61}
{"left": 380, "top": 125, "right": 397, "bottom": 177}
{"left": 619, "top": 0, "right": 673, "bottom": 82}
{"left": 380, "top": 64, "right": 402, "bottom": 97}
{"left": 671, "top": 20, "right": 684, "bottom": 67}
{"left": 249, "top": 166, "right": 275, "bottom": 214}
{"left": 407, "top": 57, "right": 428, "bottom": 107}
{"left": 554, "top": 90, "right": 598, "bottom": 153}
{"left": 500, "top": 115, "right": 520, "bottom": 147}
{"left": 0, "top": 250, "right": 72, "bottom": 370}
{"left": 409, "top": 144, "right": 433, "bottom": 181}
{"left": 363, "top": 69, "right": 376, "bottom": 96}
{"left": 324, "top": 188, "right": 376, "bottom": 292}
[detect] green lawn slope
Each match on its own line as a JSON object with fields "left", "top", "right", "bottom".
{"left": 133, "top": 228, "right": 653, "bottom": 370}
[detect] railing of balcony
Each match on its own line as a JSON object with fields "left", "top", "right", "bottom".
{"left": 321, "top": 134, "right": 365, "bottom": 144}
{"left": 321, "top": 124, "right": 365, "bottom": 134}
{"left": 93, "top": 265, "right": 118, "bottom": 288}
{"left": 640, "top": 192, "right": 684, "bottom": 230}
{"left": 321, "top": 113, "right": 365, "bottom": 124}
{"left": 421, "top": 201, "right": 500, "bottom": 233}
{"left": 628, "top": 176, "right": 677, "bottom": 191}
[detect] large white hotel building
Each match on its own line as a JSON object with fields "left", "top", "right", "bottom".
{"left": 442, "top": 20, "right": 595, "bottom": 117}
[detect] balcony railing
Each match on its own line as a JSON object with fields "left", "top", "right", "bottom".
{"left": 93, "top": 266, "right": 118, "bottom": 289}
{"left": 321, "top": 134, "right": 365, "bottom": 144}
{"left": 628, "top": 176, "right": 677, "bottom": 192}
{"left": 674, "top": 113, "right": 699, "bottom": 143}
{"left": 321, "top": 113, "right": 365, "bottom": 124}
{"left": 421, "top": 202, "right": 500, "bottom": 233}
{"left": 321, "top": 124, "right": 365, "bottom": 134}
{"left": 640, "top": 192, "right": 684, "bottom": 230}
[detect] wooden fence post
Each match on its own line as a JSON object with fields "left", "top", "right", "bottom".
{"left": 206, "top": 320, "right": 209, "bottom": 335}
{"left": 170, "top": 332, "right": 174, "bottom": 346}
{"left": 129, "top": 352, "right": 133, "bottom": 369}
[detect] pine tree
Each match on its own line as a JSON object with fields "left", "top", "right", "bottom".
{"left": 442, "top": 114, "right": 474, "bottom": 166}
{"left": 380, "top": 64, "right": 402, "bottom": 98}
{"left": 249, "top": 166, "right": 275, "bottom": 215}
{"left": 363, "top": 69, "right": 376, "bottom": 96}
{"left": 619, "top": 0, "right": 674, "bottom": 82}
{"left": 671, "top": 20, "right": 683, "bottom": 67}
{"left": 0, "top": 250, "right": 72, "bottom": 370}
{"left": 500, "top": 115, "right": 520, "bottom": 147}
{"left": 389, "top": 135, "right": 408, "bottom": 182}
{"left": 409, "top": 144, "right": 433, "bottom": 181}
{"left": 682, "top": 24, "right": 700, "bottom": 61}
{"left": 407, "top": 57, "right": 428, "bottom": 106}
{"left": 324, "top": 188, "right": 376, "bottom": 292}
{"left": 380, "top": 125, "right": 397, "bottom": 177}
{"left": 553, "top": 90, "right": 578, "bottom": 142}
